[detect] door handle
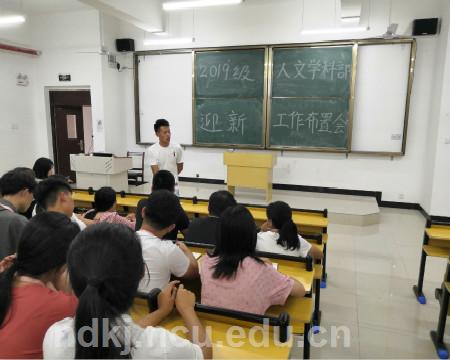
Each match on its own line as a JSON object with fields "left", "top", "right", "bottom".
{"left": 79, "top": 139, "right": 84, "bottom": 152}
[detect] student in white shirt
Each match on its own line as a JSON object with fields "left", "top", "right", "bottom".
{"left": 147, "top": 119, "right": 183, "bottom": 194}
{"left": 257, "top": 201, "right": 323, "bottom": 260}
{"left": 43, "top": 223, "right": 211, "bottom": 359}
{"left": 137, "top": 190, "right": 198, "bottom": 292}
{"left": 33, "top": 176, "right": 88, "bottom": 231}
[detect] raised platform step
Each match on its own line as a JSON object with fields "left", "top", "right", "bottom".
{"left": 130, "top": 181, "right": 380, "bottom": 226}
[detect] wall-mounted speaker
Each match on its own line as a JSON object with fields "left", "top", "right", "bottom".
{"left": 412, "top": 18, "right": 439, "bottom": 36}
{"left": 116, "top": 38, "right": 135, "bottom": 52}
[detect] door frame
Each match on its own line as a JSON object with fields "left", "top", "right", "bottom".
{"left": 47, "top": 87, "right": 92, "bottom": 175}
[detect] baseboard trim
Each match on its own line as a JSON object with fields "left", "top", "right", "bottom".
{"left": 179, "top": 177, "right": 225, "bottom": 185}
{"left": 379, "top": 201, "right": 422, "bottom": 210}
{"left": 180, "top": 177, "right": 381, "bottom": 202}
{"left": 178, "top": 177, "right": 440, "bottom": 219}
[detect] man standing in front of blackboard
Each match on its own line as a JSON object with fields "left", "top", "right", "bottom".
{"left": 147, "top": 119, "right": 184, "bottom": 195}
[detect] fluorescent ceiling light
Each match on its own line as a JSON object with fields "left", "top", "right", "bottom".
{"left": 301, "top": 27, "right": 368, "bottom": 35}
{"left": 163, "top": 0, "right": 242, "bottom": 11}
{"left": 0, "top": 15, "right": 26, "bottom": 26}
{"left": 144, "top": 37, "right": 194, "bottom": 46}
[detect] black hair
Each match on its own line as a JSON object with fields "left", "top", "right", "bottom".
{"left": 0, "top": 167, "right": 36, "bottom": 196}
{"left": 0, "top": 212, "right": 79, "bottom": 327}
{"left": 208, "top": 190, "right": 237, "bottom": 217}
{"left": 68, "top": 223, "right": 144, "bottom": 359}
{"left": 143, "top": 190, "right": 179, "bottom": 231}
{"left": 32, "top": 158, "right": 54, "bottom": 180}
{"left": 34, "top": 175, "right": 72, "bottom": 210}
{"left": 152, "top": 170, "right": 175, "bottom": 193}
{"left": 211, "top": 205, "right": 262, "bottom": 279}
{"left": 267, "top": 201, "right": 300, "bottom": 251}
{"left": 154, "top": 119, "right": 170, "bottom": 133}
{"left": 94, "top": 187, "right": 116, "bottom": 212}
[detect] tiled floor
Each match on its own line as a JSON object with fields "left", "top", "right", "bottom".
{"left": 290, "top": 208, "right": 449, "bottom": 359}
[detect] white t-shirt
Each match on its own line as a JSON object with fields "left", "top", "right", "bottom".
{"left": 71, "top": 213, "right": 86, "bottom": 231}
{"left": 256, "top": 231, "right": 312, "bottom": 258}
{"left": 137, "top": 230, "right": 190, "bottom": 292}
{"left": 43, "top": 315, "right": 203, "bottom": 359}
{"left": 147, "top": 142, "right": 183, "bottom": 184}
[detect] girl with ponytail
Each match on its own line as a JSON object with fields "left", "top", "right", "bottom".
{"left": 257, "top": 201, "right": 323, "bottom": 259}
{"left": 0, "top": 212, "right": 79, "bottom": 359}
{"left": 43, "top": 223, "right": 212, "bottom": 359}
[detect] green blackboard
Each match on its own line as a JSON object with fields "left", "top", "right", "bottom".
{"left": 195, "top": 98, "right": 263, "bottom": 146}
{"left": 270, "top": 98, "right": 349, "bottom": 149}
{"left": 195, "top": 49, "right": 265, "bottom": 98}
{"left": 269, "top": 45, "right": 353, "bottom": 149}
{"left": 194, "top": 48, "right": 266, "bottom": 147}
{"left": 272, "top": 46, "right": 353, "bottom": 98}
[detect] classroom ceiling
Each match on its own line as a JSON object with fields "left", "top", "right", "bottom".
{"left": 0, "top": 0, "right": 90, "bottom": 15}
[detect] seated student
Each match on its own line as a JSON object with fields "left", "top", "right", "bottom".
{"left": 135, "top": 170, "right": 189, "bottom": 239}
{"left": 43, "top": 223, "right": 212, "bottom": 359}
{"left": 32, "top": 157, "right": 54, "bottom": 181}
{"left": 137, "top": 190, "right": 198, "bottom": 292}
{"left": 0, "top": 168, "right": 36, "bottom": 260}
{"left": 34, "top": 176, "right": 91, "bottom": 230}
{"left": 200, "top": 205, "right": 306, "bottom": 315}
{"left": 0, "top": 212, "right": 79, "bottom": 359}
{"left": 84, "top": 186, "right": 135, "bottom": 229}
{"left": 257, "top": 201, "right": 323, "bottom": 260}
{"left": 185, "top": 190, "right": 236, "bottom": 245}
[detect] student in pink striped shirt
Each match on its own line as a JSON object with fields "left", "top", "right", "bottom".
{"left": 200, "top": 205, "right": 306, "bottom": 315}
{"left": 84, "top": 187, "right": 135, "bottom": 230}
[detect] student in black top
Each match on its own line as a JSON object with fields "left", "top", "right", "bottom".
{"left": 135, "top": 170, "right": 189, "bottom": 240}
{"left": 20, "top": 158, "right": 54, "bottom": 219}
{"left": 185, "top": 190, "right": 236, "bottom": 245}
{"left": 32, "top": 158, "right": 54, "bottom": 181}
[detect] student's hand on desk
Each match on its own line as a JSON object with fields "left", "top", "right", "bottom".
{"left": 175, "top": 284, "right": 196, "bottom": 315}
{"left": 158, "top": 281, "right": 179, "bottom": 316}
{"left": 176, "top": 241, "right": 190, "bottom": 254}
{"left": 76, "top": 214, "right": 95, "bottom": 227}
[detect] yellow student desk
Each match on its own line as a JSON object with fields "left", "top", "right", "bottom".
{"left": 130, "top": 298, "right": 296, "bottom": 359}
{"left": 72, "top": 188, "right": 330, "bottom": 293}
{"left": 413, "top": 219, "right": 450, "bottom": 304}
{"left": 430, "top": 256, "right": 450, "bottom": 359}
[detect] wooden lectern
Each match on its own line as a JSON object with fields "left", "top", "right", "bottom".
{"left": 224, "top": 152, "right": 277, "bottom": 202}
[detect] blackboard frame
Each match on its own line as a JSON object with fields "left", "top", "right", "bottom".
{"left": 266, "top": 41, "right": 357, "bottom": 152}
{"left": 133, "top": 38, "right": 416, "bottom": 156}
{"left": 192, "top": 46, "right": 268, "bottom": 149}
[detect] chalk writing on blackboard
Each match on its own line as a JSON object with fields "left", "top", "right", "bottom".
{"left": 199, "top": 110, "right": 247, "bottom": 136}
{"left": 199, "top": 62, "right": 255, "bottom": 82}
{"left": 276, "top": 60, "right": 351, "bottom": 81}
{"left": 273, "top": 112, "right": 347, "bottom": 135}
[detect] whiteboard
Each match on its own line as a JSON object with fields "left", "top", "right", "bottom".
{"left": 351, "top": 43, "right": 412, "bottom": 153}
{"left": 138, "top": 52, "right": 193, "bottom": 145}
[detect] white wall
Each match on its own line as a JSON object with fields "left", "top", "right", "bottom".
{"left": 30, "top": 10, "right": 105, "bottom": 157}
{"left": 123, "top": 0, "right": 446, "bottom": 212}
{"left": 100, "top": 13, "right": 129, "bottom": 156}
{"left": 0, "top": 21, "right": 36, "bottom": 174}
{"left": 426, "top": 1, "right": 450, "bottom": 216}
{"left": 0, "top": 51, "right": 36, "bottom": 174}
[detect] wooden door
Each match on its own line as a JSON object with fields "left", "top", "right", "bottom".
{"left": 50, "top": 91, "right": 91, "bottom": 182}
{"left": 53, "top": 106, "right": 85, "bottom": 180}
